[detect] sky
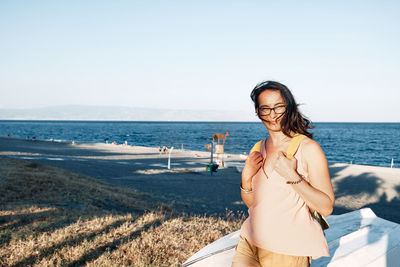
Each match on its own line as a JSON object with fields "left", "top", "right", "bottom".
{"left": 1, "top": 1, "right": 399, "bottom": 122}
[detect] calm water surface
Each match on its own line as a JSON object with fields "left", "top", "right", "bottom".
{"left": 1, "top": 121, "right": 399, "bottom": 168}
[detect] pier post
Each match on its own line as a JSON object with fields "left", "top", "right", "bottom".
{"left": 168, "top": 147, "right": 174, "bottom": 169}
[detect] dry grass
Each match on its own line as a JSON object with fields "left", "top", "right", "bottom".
{"left": 0, "top": 157, "right": 244, "bottom": 266}
{"left": 0, "top": 157, "right": 149, "bottom": 213}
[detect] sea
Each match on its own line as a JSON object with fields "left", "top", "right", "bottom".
{"left": 0, "top": 120, "right": 399, "bottom": 168}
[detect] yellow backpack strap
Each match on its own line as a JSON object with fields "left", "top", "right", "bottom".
{"left": 286, "top": 134, "right": 305, "bottom": 159}
{"left": 250, "top": 140, "right": 263, "bottom": 154}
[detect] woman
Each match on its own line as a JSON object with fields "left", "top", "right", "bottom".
{"left": 232, "top": 81, "right": 334, "bottom": 267}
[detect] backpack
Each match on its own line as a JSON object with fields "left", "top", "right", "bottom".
{"left": 250, "top": 134, "right": 330, "bottom": 231}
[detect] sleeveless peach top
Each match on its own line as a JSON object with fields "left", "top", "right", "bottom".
{"left": 240, "top": 139, "right": 329, "bottom": 259}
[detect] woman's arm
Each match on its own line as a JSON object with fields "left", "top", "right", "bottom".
{"left": 274, "top": 139, "right": 335, "bottom": 217}
{"left": 241, "top": 151, "right": 263, "bottom": 208}
{"left": 301, "top": 139, "right": 335, "bottom": 216}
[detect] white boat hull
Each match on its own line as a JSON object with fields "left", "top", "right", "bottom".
{"left": 183, "top": 208, "right": 400, "bottom": 267}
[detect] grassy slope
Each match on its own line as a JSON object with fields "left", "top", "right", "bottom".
{"left": 0, "top": 157, "right": 243, "bottom": 266}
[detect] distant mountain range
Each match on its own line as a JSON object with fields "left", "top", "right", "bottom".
{"left": 0, "top": 105, "right": 258, "bottom": 121}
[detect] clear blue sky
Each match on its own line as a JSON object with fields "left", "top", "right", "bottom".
{"left": 1, "top": 1, "right": 399, "bottom": 122}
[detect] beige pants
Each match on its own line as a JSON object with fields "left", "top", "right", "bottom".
{"left": 232, "top": 235, "right": 311, "bottom": 267}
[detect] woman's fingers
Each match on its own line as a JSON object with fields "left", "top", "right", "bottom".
{"left": 249, "top": 152, "right": 263, "bottom": 165}
{"left": 243, "top": 151, "right": 263, "bottom": 177}
{"left": 249, "top": 151, "right": 262, "bottom": 159}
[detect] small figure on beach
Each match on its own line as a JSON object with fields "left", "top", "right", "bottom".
{"left": 232, "top": 81, "right": 335, "bottom": 266}
{"left": 104, "top": 138, "right": 109, "bottom": 144}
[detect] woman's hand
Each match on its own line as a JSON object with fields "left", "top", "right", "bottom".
{"left": 273, "top": 151, "right": 298, "bottom": 181}
{"left": 240, "top": 151, "right": 262, "bottom": 207}
{"left": 242, "top": 151, "right": 263, "bottom": 183}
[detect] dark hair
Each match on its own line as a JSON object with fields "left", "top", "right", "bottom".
{"left": 250, "top": 80, "right": 313, "bottom": 139}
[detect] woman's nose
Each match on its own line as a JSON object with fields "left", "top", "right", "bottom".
{"left": 269, "top": 110, "right": 278, "bottom": 119}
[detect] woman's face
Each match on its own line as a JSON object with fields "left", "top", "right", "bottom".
{"left": 257, "top": 90, "right": 286, "bottom": 132}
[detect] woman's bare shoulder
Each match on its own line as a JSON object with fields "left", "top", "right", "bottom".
{"left": 300, "top": 136, "right": 329, "bottom": 179}
{"left": 301, "top": 137, "right": 325, "bottom": 158}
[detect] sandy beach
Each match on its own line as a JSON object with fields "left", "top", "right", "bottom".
{"left": 1, "top": 136, "right": 400, "bottom": 222}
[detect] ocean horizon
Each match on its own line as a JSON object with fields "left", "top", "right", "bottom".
{"left": 1, "top": 120, "right": 399, "bottom": 168}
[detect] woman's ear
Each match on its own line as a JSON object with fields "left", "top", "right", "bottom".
{"left": 255, "top": 108, "right": 261, "bottom": 119}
